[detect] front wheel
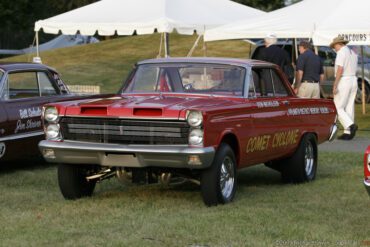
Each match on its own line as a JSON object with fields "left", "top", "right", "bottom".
{"left": 58, "top": 164, "right": 97, "bottom": 200}
{"left": 281, "top": 133, "right": 318, "bottom": 183}
{"left": 201, "top": 143, "right": 237, "bottom": 206}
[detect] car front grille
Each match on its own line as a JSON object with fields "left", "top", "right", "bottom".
{"left": 59, "top": 117, "right": 190, "bottom": 145}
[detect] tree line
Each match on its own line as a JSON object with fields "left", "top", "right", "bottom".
{"left": 0, "top": 0, "right": 292, "bottom": 50}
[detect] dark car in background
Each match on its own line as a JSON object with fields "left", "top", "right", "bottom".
{"left": 0, "top": 63, "right": 99, "bottom": 162}
{"left": 251, "top": 40, "right": 370, "bottom": 103}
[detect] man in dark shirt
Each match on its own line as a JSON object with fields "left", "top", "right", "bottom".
{"left": 294, "top": 41, "right": 324, "bottom": 98}
{"left": 253, "top": 34, "right": 294, "bottom": 84}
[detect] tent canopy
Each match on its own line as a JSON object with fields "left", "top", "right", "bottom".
{"left": 35, "top": 0, "right": 265, "bottom": 36}
{"left": 313, "top": 0, "right": 370, "bottom": 46}
{"left": 204, "top": 0, "right": 336, "bottom": 42}
{"left": 205, "top": 0, "right": 370, "bottom": 46}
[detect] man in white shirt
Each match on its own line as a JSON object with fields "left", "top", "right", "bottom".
{"left": 331, "top": 36, "right": 358, "bottom": 140}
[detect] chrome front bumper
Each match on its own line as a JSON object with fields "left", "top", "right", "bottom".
{"left": 39, "top": 140, "right": 215, "bottom": 169}
{"left": 364, "top": 179, "right": 370, "bottom": 196}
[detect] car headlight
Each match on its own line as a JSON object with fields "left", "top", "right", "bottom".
{"left": 187, "top": 111, "right": 203, "bottom": 127}
{"left": 367, "top": 154, "right": 370, "bottom": 172}
{"left": 46, "top": 124, "right": 61, "bottom": 140}
{"left": 44, "top": 106, "right": 59, "bottom": 123}
{"left": 189, "top": 129, "right": 204, "bottom": 146}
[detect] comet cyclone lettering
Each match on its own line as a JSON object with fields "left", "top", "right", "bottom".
{"left": 246, "top": 129, "right": 300, "bottom": 153}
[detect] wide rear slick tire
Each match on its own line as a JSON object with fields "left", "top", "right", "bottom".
{"left": 58, "top": 163, "right": 96, "bottom": 200}
{"left": 281, "top": 133, "right": 318, "bottom": 183}
{"left": 201, "top": 143, "right": 237, "bottom": 206}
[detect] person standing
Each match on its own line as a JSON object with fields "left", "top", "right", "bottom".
{"left": 294, "top": 41, "right": 324, "bottom": 98}
{"left": 331, "top": 36, "right": 358, "bottom": 140}
{"left": 253, "top": 33, "right": 294, "bottom": 84}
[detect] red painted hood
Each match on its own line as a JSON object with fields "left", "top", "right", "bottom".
{"left": 56, "top": 94, "right": 243, "bottom": 119}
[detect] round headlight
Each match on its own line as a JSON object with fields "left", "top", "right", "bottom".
{"left": 367, "top": 154, "right": 370, "bottom": 172}
{"left": 187, "top": 111, "right": 203, "bottom": 127}
{"left": 44, "top": 106, "right": 59, "bottom": 123}
{"left": 46, "top": 124, "right": 60, "bottom": 140}
{"left": 189, "top": 129, "right": 204, "bottom": 146}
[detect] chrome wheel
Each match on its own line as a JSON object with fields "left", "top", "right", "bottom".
{"left": 201, "top": 143, "right": 237, "bottom": 206}
{"left": 304, "top": 141, "right": 314, "bottom": 176}
{"left": 220, "top": 156, "right": 235, "bottom": 200}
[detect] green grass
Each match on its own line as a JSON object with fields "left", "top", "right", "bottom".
{"left": 355, "top": 104, "right": 370, "bottom": 137}
{"left": 0, "top": 151, "right": 368, "bottom": 246}
{"left": 1, "top": 34, "right": 370, "bottom": 246}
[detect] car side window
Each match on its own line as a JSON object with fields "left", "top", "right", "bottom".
{"left": 318, "top": 47, "right": 336, "bottom": 66}
{"left": 251, "top": 68, "right": 274, "bottom": 97}
{"left": 38, "top": 72, "right": 58, "bottom": 96}
{"left": 6, "top": 72, "right": 39, "bottom": 99}
{"left": 271, "top": 69, "right": 289, "bottom": 96}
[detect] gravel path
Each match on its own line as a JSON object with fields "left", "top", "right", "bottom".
{"left": 319, "top": 136, "right": 369, "bottom": 153}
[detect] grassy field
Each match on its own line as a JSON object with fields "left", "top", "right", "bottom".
{"left": 0, "top": 151, "right": 368, "bottom": 246}
{"left": 1, "top": 33, "right": 251, "bottom": 93}
{"left": 1, "top": 35, "right": 370, "bottom": 246}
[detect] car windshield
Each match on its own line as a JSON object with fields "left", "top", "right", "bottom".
{"left": 0, "top": 71, "right": 3, "bottom": 81}
{"left": 122, "top": 63, "right": 246, "bottom": 97}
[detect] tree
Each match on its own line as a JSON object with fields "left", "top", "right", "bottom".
{"left": 232, "top": 0, "right": 286, "bottom": 12}
{"left": 0, "top": 0, "right": 98, "bottom": 50}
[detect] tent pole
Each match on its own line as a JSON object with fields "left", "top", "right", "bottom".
{"left": 36, "top": 31, "right": 40, "bottom": 57}
{"left": 187, "top": 34, "right": 202, "bottom": 57}
{"left": 203, "top": 35, "right": 207, "bottom": 57}
{"left": 294, "top": 38, "right": 299, "bottom": 60}
{"left": 164, "top": 32, "right": 170, "bottom": 57}
{"left": 361, "top": 46, "right": 366, "bottom": 114}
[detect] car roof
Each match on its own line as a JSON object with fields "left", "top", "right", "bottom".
{"left": 0, "top": 62, "right": 56, "bottom": 73}
{"left": 137, "top": 57, "right": 275, "bottom": 67}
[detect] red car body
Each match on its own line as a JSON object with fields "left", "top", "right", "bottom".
{"left": 39, "top": 58, "right": 338, "bottom": 205}
{"left": 364, "top": 146, "right": 370, "bottom": 195}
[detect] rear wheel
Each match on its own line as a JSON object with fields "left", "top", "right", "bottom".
{"left": 281, "top": 133, "right": 317, "bottom": 183}
{"left": 201, "top": 143, "right": 237, "bottom": 206}
{"left": 58, "top": 164, "right": 97, "bottom": 200}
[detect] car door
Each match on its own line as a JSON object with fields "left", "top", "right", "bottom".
{"left": 318, "top": 46, "right": 336, "bottom": 97}
{"left": 245, "top": 66, "right": 298, "bottom": 165}
{"left": 0, "top": 70, "right": 60, "bottom": 160}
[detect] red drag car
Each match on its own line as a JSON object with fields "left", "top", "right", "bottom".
{"left": 364, "top": 146, "right": 370, "bottom": 195}
{"left": 39, "top": 58, "right": 338, "bottom": 206}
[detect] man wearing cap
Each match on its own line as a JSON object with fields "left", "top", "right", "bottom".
{"left": 294, "top": 41, "right": 324, "bottom": 98}
{"left": 331, "top": 36, "right": 358, "bottom": 140}
{"left": 253, "top": 34, "right": 294, "bottom": 84}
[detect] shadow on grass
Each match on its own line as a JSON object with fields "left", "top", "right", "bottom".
{"left": 0, "top": 158, "right": 55, "bottom": 174}
{"left": 237, "top": 164, "right": 282, "bottom": 187}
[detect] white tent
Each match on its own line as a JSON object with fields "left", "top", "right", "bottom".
{"left": 313, "top": 1, "right": 370, "bottom": 46}
{"left": 204, "top": 0, "right": 335, "bottom": 42}
{"left": 205, "top": 0, "right": 370, "bottom": 46}
{"left": 34, "top": 0, "right": 264, "bottom": 56}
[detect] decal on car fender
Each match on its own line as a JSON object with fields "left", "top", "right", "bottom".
{"left": 0, "top": 142, "right": 5, "bottom": 158}
{"left": 288, "top": 107, "right": 329, "bottom": 116}
{"left": 256, "top": 101, "right": 280, "bottom": 108}
{"left": 19, "top": 107, "right": 42, "bottom": 119}
{"left": 246, "top": 129, "right": 299, "bottom": 153}
{"left": 14, "top": 119, "right": 41, "bottom": 134}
